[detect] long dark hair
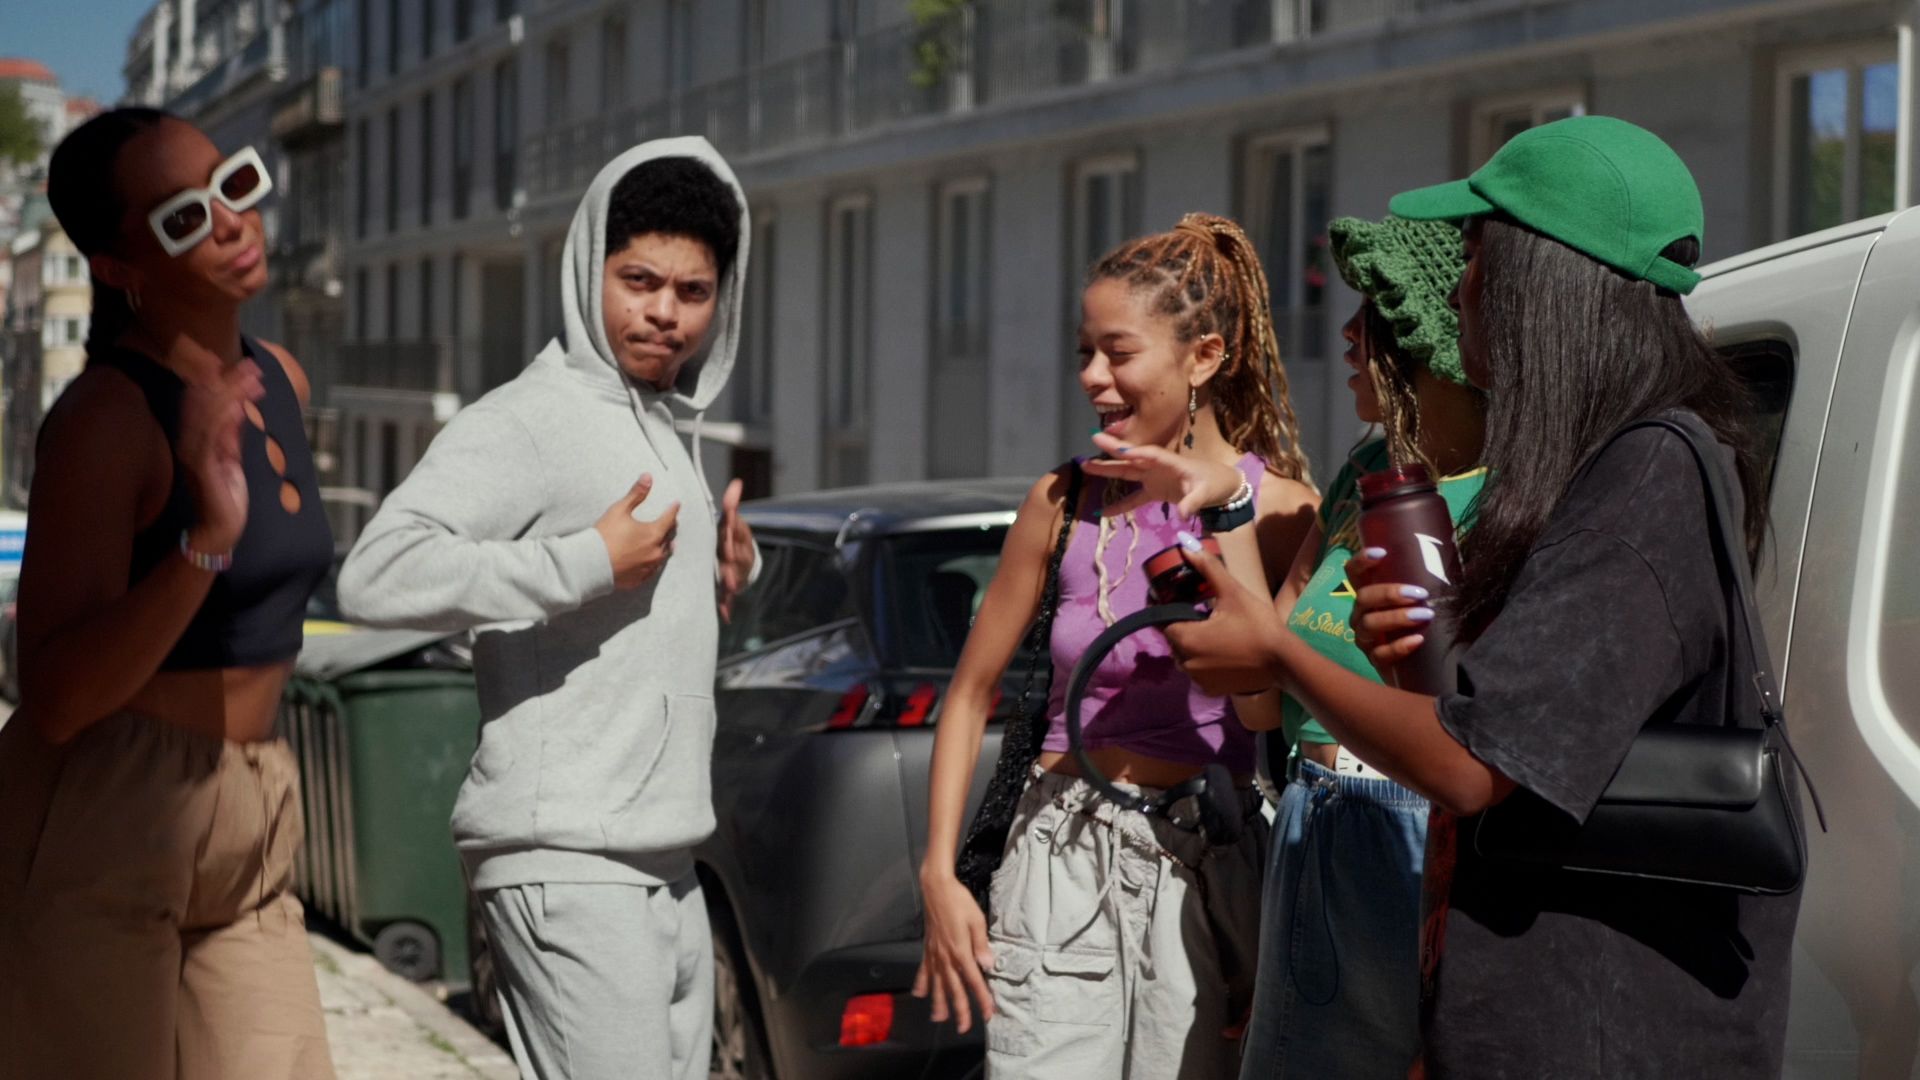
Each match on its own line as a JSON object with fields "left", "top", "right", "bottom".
{"left": 46, "top": 107, "right": 175, "bottom": 355}
{"left": 1457, "top": 216, "right": 1764, "bottom": 636}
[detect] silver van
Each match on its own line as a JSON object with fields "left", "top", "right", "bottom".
{"left": 1689, "top": 209, "right": 1920, "bottom": 1077}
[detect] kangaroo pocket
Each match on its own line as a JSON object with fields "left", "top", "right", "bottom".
{"left": 595, "top": 692, "right": 717, "bottom": 853}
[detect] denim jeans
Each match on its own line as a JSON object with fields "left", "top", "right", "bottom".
{"left": 1238, "top": 759, "right": 1427, "bottom": 1080}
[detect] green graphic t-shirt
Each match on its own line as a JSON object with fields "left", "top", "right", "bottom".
{"left": 1281, "top": 438, "right": 1487, "bottom": 748}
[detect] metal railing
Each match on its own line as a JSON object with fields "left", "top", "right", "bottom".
{"left": 523, "top": 0, "right": 1495, "bottom": 196}
{"left": 335, "top": 339, "right": 453, "bottom": 394}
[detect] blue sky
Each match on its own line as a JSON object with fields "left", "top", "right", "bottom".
{"left": 2, "top": 0, "right": 157, "bottom": 103}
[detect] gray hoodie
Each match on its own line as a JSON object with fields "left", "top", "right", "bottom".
{"left": 337, "top": 137, "right": 750, "bottom": 890}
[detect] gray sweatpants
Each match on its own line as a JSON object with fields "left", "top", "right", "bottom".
{"left": 984, "top": 766, "right": 1266, "bottom": 1079}
{"left": 481, "top": 875, "right": 713, "bottom": 1080}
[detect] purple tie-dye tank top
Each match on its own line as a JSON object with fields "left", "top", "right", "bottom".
{"left": 1041, "top": 452, "right": 1264, "bottom": 774}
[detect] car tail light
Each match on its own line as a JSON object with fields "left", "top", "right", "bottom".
{"left": 897, "top": 684, "right": 939, "bottom": 727}
{"left": 838, "top": 993, "right": 894, "bottom": 1048}
{"left": 827, "top": 685, "right": 869, "bottom": 730}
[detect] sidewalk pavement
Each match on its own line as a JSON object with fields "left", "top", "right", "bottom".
{"left": 310, "top": 929, "right": 518, "bottom": 1080}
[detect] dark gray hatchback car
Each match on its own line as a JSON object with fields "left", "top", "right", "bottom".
{"left": 697, "top": 478, "right": 1034, "bottom": 1080}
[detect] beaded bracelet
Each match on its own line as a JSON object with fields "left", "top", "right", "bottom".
{"left": 1199, "top": 477, "right": 1256, "bottom": 533}
{"left": 178, "top": 530, "right": 234, "bottom": 573}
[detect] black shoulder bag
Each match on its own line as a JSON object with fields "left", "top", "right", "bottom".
{"left": 954, "top": 464, "right": 1082, "bottom": 913}
{"left": 1473, "top": 415, "right": 1826, "bottom": 894}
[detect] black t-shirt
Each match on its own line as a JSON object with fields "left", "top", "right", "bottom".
{"left": 1428, "top": 418, "right": 1801, "bottom": 1078}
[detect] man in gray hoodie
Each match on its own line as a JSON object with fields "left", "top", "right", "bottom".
{"left": 338, "top": 137, "right": 755, "bottom": 1080}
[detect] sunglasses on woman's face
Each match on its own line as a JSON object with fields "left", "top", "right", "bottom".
{"left": 146, "top": 146, "right": 273, "bottom": 257}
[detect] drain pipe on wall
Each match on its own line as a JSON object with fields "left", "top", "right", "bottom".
{"left": 1900, "top": 1, "right": 1918, "bottom": 207}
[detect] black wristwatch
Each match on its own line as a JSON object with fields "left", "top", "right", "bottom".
{"left": 1199, "top": 500, "right": 1255, "bottom": 533}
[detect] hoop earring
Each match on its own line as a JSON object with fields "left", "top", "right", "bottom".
{"left": 127, "top": 286, "right": 141, "bottom": 313}
{"left": 1185, "top": 386, "right": 1198, "bottom": 449}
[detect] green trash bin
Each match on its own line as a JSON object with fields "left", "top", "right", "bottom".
{"left": 280, "top": 630, "right": 479, "bottom": 985}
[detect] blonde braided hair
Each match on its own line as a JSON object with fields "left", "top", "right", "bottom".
{"left": 1082, "top": 213, "right": 1314, "bottom": 621}
{"left": 1090, "top": 213, "right": 1314, "bottom": 487}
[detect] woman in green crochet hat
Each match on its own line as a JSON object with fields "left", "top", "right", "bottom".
{"left": 1164, "top": 116, "right": 1795, "bottom": 1078}
{"left": 1237, "top": 215, "right": 1485, "bottom": 1079}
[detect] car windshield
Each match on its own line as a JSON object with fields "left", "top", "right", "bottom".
{"left": 880, "top": 526, "right": 1015, "bottom": 669}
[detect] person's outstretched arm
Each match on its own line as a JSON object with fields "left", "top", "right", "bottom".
{"left": 339, "top": 403, "right": 676, "bottom": 631}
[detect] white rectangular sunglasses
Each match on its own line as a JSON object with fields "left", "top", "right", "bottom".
{"left": 146, "top": 146, "right": 273, "bottom": 257}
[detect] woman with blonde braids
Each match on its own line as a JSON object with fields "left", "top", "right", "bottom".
{"left": 912, "top": 213, "right": 1318, "bottom": 1078}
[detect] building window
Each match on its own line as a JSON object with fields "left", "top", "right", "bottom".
{"left": 420, "top": 258, "right": 436, "bottom": 339}
{"left": 494, "top": 59, "right": 518, "bottom": 211}
{"left": 386, "top": 263, "right": 400, "bottom": 340}
{"left": 495, "top": 0, "right": 516, "bottom": 23}
{"left": 1243, "top": 129, "right": 1332, "bottom": 365}
{"left": 742, "top": 0, "right": 768, "bottom": 70}
{"left": 357, "top": 0, "right": 370, "bottom": 86}
{"left": 1776, "top": 43, "right": 1899, "bottom": 240}
{"left": 385, "top": 106, "right": 401, "bottom": 233}
{"left": 452, "top": 76, "right": 473, "bottom": 219}
{"left": 387, "top": 0, "right": 401, "bottom": 75}
{"left": 454, "top": 0, "right": 472, "bottom": 42}
{"left": 822, "top": 194, "right": 873, "bottom": 487}
{"left": 421, "top": 0, "right": 435, "bottom": 59}
{"left": 665, "top": 0, "right": 693, "bottom": 95}
{"left": 734, "top": 211, "right": 776, "bottom": 425}
{"left": 1063, "top": 153, "right": 1140, "bottom": 457}
{"left": 930, "top": 177, "right": 990, "bottom": 479}
{"left": 420, "top": 92, "right": 435, "bottom": 227}
{"left": 601, "top": 15, "right": 628, "bottom": 111}
{"left": 355, "top": 119, "right": 370, "bottom": 237}
{"left": 1469, "top": 88, "right": 1586, "bottom": 167}
{"left": 544, "top": 37, "right": 570, "bottom": 128}
{"left": 355, "top": 268, "right": 370, "bottom": 339}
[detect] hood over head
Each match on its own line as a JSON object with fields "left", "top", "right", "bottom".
{"left": 547, "top": 135, "right": 749, "bottom": 411}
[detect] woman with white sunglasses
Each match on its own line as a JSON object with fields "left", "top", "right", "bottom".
{"left": 0, "top": 109, "right": 337, "bottom": 1078}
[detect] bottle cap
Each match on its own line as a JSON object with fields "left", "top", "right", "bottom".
{"left": 1358, "top": 463, "right": 1437, "bottom": 504}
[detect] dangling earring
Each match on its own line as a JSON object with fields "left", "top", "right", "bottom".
{"left": 127, "top": 285, "right": 141, "bottom": 313}
{"left": 1185, "top": 386, "right": 1198, "bottom": 449}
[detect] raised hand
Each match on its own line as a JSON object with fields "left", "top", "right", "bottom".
{"left": 1162, "top": 542, "right": 1288, "bottom": 696}
{"left": 176, "top": 359, "right": 263, "bottom": 556}
{"left": 715, "top": 479, "right": 755, "bottom": 622}
{"left": 594, "top": 473, "right": 680, "bottom": 590}
{"left": 1081, "top": 432, "right": 1246, "bottom": 519}
{"left": 1343, "top": 547, "right": 1433, "bottom": 674}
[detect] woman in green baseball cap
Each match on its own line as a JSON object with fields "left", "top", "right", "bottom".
{"left": 1238, "top": 214, "right": 1485, "bottom": 1079}
{"left": 1162, "top": 115, "right": 1797, "bottom": 1078}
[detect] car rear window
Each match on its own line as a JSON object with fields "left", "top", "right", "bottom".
{"left": 880, "top": 526, "right": 1014, "bottom": 669}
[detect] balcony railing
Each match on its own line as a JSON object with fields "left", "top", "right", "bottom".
{"left": 335, "top": 340, "right": 453, "bottom": 394}
{"left": 524, "top": 0, "right": 1490, "bottom": 198}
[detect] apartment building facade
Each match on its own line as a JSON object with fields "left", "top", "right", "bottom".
{"left": 335, "top": 0, "right": 1920, "bottom": 512}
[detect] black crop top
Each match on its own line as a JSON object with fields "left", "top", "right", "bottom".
{"left": 96, "top": 339, "right": 334, "bottom": 670}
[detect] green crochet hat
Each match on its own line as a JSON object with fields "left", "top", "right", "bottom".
{"left": 1328, "top": 215, "right": 1468, "bottom": 385}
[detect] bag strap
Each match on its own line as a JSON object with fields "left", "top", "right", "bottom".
{"left": 1007, "top": 464, "right": 1084, "bottom": 742}
{"left": 1610, "top": 414, "right": 1826, "bottom": 830}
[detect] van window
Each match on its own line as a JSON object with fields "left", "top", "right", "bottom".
{"left": 1878, "top": 353, "right": 1920, "bottom": 732}
{"left": 1721, "top": 340, "right": 1795, "bottom": 509}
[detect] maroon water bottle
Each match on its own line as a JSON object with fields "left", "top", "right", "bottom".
{"left": 1356, "top": 465, "right": 1462, "bottom": 695}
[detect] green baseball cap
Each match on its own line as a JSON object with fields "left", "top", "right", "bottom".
{"left": 1388, "top": 115, "right": 1705, "bottom": 294}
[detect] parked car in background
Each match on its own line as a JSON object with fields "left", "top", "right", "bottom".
{"left": 1687, "top": 209, "right": 1920, "bottom": 1077}
{"left": 694, "top": 479, "right": 1034, "bottom": 1080}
